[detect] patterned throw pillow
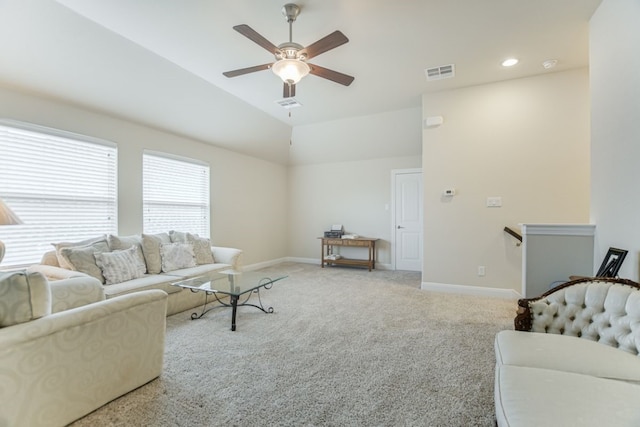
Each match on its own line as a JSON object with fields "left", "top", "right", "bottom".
{"left": 95, "top": 246, "right": 146, "bottom": 285}
{"left": 0, "top": 271, "right": 51, "bottom": 327}
{"left": 169, "top": 230, "right": 189, "bottom": 243}
{"left": 160, "top": 242, "right": 196, "bottom": 272}
{"left": 59, "top": 241, "right": 110, "bottom": 283}
{"left": 141, "top": 233, "right": 171, "bottom": 274}
{"left": 186, "top": 233, "right": 215, "bottom": 265}
{"left": 52, "top": 235, "right": 107, "bottom": 269}
{"left": 107, "top": 234, "right": 147, "bottom": 274}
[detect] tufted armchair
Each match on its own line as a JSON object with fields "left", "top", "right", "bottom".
{"left": 514, "top": 277, "right": 640, "bottom": 355}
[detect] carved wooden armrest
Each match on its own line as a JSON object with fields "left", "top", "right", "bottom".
{"left": 514, "top": 298, "right": 533, "bottom": 331}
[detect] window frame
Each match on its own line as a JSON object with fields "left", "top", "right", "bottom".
{"left": 142, "top": 150, "right": 210, "bottom": 238}
{"left": 0, "top": 119, "right": 118, "bottom": 268}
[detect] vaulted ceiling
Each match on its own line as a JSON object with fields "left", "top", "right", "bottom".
{"left": 0, "top": 0, "right": 601, "bottom": 164}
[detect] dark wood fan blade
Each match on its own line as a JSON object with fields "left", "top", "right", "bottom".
{"left": 283, "top": 82, "right": 296, "bottom": 98}
{"left": 302, "top": 31, "right": 349, "bottom": 60}
{"left": 223, "top": 63, "right": 272, "bottom": 78}
{"left": 233, "top": 24, "right": 280, "bottom": 55}
{"left": 308, "top": 63, "right": 354, "bottom": 86}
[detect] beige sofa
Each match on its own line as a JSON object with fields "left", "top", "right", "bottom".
{"left": 0, "top": 270, "right": 168, "bottom": 427}
{"left": 494, "top": 277, "right": 640, "bottom": 427}
{"left": 27, "top": 232, "right": 243, "bottom": 316}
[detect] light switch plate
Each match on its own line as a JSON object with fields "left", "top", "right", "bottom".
{"left": 486, "top": 197, "right": 502, "bottom": 207}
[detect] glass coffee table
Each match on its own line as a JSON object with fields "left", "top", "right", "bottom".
{"left": 171, "top": 270, "right": 287, "bottom": 331}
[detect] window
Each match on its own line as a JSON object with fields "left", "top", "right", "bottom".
{"left": 143, "top": 151, "right": 210, "bottom": 237}
{"left": 0, "top": 120, "right": 117, "bottom": 268}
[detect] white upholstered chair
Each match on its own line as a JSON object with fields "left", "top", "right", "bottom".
{"left": 0, "top": 270, "right": 168, "bottom": 426}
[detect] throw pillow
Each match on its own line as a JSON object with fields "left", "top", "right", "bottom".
{"left": 0, "top": 271, "right": 51, "bottom": 328}
{"left": 59, "top": 241, "right": 110, "bottom": 283}
{"left": 107, "top": 234, "right": 147, "bottom": 274}
{"left": 141, "top": 233, "right": 171, "bottom": 274}
{"left": 186, "top": 232, "right": 215, "bottom": 265}
{"left": 95, "top": 246, "right": 145, "bottom": 285}
{"left": 160, "top": 242, "right": 196, "bottom": 272}
{"left": 51, "top": 235, "right": 107, "bottom": 269}
{"left": 169, "top": 230, "right": 189, "bottom": 243}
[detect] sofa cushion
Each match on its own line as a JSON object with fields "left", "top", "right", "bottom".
{"left": 141, "top": 233, "right": 171, "bottom": 274}
{"left": 101, "top": 274, "right": 182, "bottom": 299}
{"left": 161, "top": 263, "right": 232, "bottom": 279}
{"left": 59, "top": 240, "right": 110, "bottom": 283}
{"left": 51, "top": 235, "right": 106, "bottom": 269}
{"left": 495, "top": 330, "right": 640, "bottom": 383}
{"left": 160, "top": 242, "right": 196, "bottom": 272}
{"left": 107, "top": 234, "right": 147, "bottom": 274}
{"left": 187, "top": 233, "right": 215, "bottom": 265}
{"left": 0, "top": 271, "right": 51, "bottom": 327}
{"left": 495, "top": 365, "right": 640, "bottom": 427}
{"left": 95, "top": 246, "right": 146, "bottom": 285}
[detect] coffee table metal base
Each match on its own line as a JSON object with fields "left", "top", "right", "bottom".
{"left": 188, "top": 286, "right": 274, "bottom": 331}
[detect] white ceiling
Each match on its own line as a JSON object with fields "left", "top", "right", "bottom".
{"left": 0, "top": 0, "right": 601, "bottom": 164}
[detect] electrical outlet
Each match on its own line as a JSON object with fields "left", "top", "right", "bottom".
{"left": 478, "top": 266, "right": 486, "bottom": 276}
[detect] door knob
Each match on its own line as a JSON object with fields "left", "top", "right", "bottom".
{"left": 397, "top": 225, "right": 405, "bottom": 229}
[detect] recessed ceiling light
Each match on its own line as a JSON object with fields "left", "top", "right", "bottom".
{"left": 542, "top": 59, "right": 558, "bottom": 69}
{"left": 501, "top": 58, "right": 519, "bottom": 67}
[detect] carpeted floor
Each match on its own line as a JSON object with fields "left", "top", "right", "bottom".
{"left": 70, "top": 262, "right": 516, "bottom": 426}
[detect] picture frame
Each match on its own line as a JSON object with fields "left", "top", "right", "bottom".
{"left": 595, "top": 247, "right": 628, "bottom": 278}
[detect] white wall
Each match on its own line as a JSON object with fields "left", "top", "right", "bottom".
{"left": 590, "top": 0, "right": 640, "bottom": 281}
{"left": 288, "top": 156, "right": 421, "bottom": 266}
{"left": 289, "top": 107, "right": 422, "bottom": 165}
{"left": 0, "top": 86, "right": 288, "bottom": 266}
{"left": 287, "top": 107, "right": 422, "bottom": 266}
{"left": 422, "top": 68, "right": 591, "bottom": 292}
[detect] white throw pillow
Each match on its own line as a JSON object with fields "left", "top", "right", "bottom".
{"left": 51, "top": 235, "right": 107, "bottom": 269}
{"left": 59, "top": 240, "right": 110, "bottom": 283}
{"left": 141, "top": 233, "right": 171, "bottom": 274}
{"left": 95, "top": 246, "right": 146, "bottom": 285}
{"left": 160, "top": 242, "right": 196, "bottom": 272}
{"left": 186, "top": 232, "right": 215, "bottom": 265}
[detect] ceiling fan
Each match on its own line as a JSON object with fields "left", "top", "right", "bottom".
{"left": 223, "top": 3, "right": 354, "bottom": 98}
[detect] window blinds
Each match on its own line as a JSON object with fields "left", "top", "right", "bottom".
{"left": 0, "top": 120, "right": 117, "bottom": 268}
{"left": 142, "top": 151, "right": 210, "bottom": 237}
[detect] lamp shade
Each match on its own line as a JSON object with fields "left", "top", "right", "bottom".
{"left": 0, "top": 199, "right": 22, "bottom": 226}
{"left": 272, "top": 59, "right": 310, "bottom": 84}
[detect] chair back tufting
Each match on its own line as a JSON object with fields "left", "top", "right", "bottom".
{"left": 515, "top": 278, "right": 640, "bottom": 356}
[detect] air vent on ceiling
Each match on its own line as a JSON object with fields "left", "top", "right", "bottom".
{"left": 425, "top": 64, "right": 455, "bottom": 81}
{"left": 275, "top": 98, "right": 303, "bottom": 109}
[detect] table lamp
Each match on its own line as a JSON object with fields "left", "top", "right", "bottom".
{"left": 0, "top": 198, "right": 23, "bottom": 263}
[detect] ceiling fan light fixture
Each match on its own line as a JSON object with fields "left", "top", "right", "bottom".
{"left": 272, "top": 58, "right": 310, "bottom": 84}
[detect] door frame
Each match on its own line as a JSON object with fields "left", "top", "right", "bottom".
{"left": 390, "top": 168, "right": 423, "bottom": 271}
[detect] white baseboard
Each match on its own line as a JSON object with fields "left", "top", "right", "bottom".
{"left": 242, "top": 258, "right": 288, "bottom": 271}
{"left": 244, "top": 257, "right": 393, "bottom": 271}
{"left": 421, "top": 281, "right": 521, "bottom": 299}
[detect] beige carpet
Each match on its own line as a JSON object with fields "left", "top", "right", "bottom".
{"left": 70, "top": 263, "right": 516, "bottom": 426}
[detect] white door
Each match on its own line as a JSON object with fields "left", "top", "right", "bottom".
{"left": 394, "top": 171, "right": 423, "bottom": 271}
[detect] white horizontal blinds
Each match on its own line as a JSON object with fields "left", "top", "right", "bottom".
{"left": 143, "top": 152, "right": 210, "bottom": 237}
{"left": 0, "top": 121, "right": 117, "bottom": 268}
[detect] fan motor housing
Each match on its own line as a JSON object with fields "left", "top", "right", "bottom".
{"left": 276, "top": 42, "right": 305, "bottom": 60}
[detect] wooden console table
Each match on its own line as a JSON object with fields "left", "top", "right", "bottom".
{"left": 319, "top": 237, "right": 378, "bottom": 271}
